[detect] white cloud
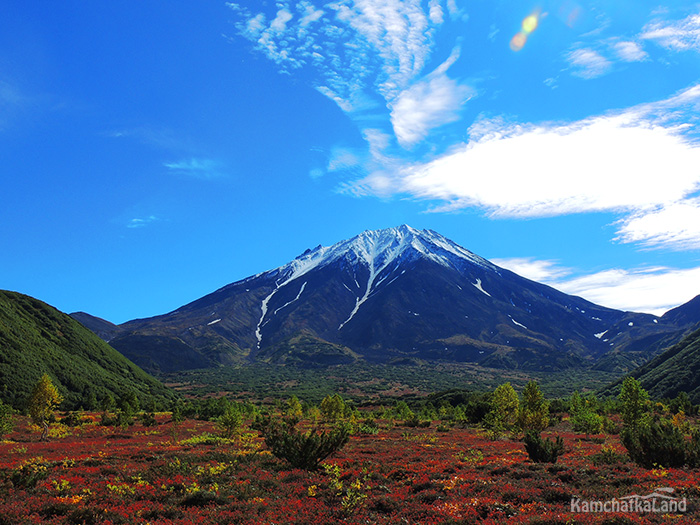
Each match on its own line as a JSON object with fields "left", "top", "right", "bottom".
{"left": 428, "top": 0, "right": 443, "bottom": 25}
{"left": 554, "top": 266, "right": 700, "bottom": 316}
{"left": 0, "top": 81, "right": 24, "bottom": 107}
{"left": 490, "top": 257, "right": 572, "bottom": 282}
{"left": 641, "top": 12, "right": 700, "bottom": 52}
{"left": 612, "top": 40, "right": 648, "bottom": 62}
{"left": 270, "top": 8, "right": 294, "bottom": 33}
{"left": 493, "top": 257, "right": 700, "bottom": 315}
{"left": 390, "top": 48, "right": 474, "bottom": 147}
{"left": 127, "top": 215, "right": 159, "bottom": 229}
{"left": 346, "top": 84, "right": 700, "bottom": 249}
{"left": 398, "top": 112, "right": 700, "bottom": 217}
{"left": 164, "top": 158, "right": 225, "bottom": 179}
{"left": 298, "top": 1, "right": 324, "bottom": 26}
{"left": 615, "top": 199, "right": 700, "bottom": 250}
{"left": 566, "top": 48, "right": 612, "bottom": 78}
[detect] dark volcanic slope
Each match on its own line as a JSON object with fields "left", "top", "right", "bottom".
{"left": 109, "top": 226, "right": 688, "bottom": 374}
{"left": 70, "top": 311, "right": 121, "bottom": 342}
{"left": 602, "top": 327, "right": 700, "bottom": 403}
{"left": 0, "top": 290, "right": 176, "bottom": 409}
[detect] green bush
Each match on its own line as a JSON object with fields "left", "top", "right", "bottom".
{"left": 523, "top": 431, "right": 564, "bottom": 463}
{"left": 216, "top": 406, "right": 243, "bottom": 438}
{"left": 140, "top": 411, "right": 158, "bottom": 427}
{"left": 591, "top": 445, "right": 627, "bottom": 466}
{"left": 115, "top": 408, "right": 133, "bottom": 429}
{"left": 61, "top": 411, "right": 85, "bottom": 427}
{"left": 0, "top": 400, "right": 14, "bottom": 437}
{"left": 621, "top": 420, "right": 699, "bottom": 468}
{"left": 403, "top": 416, "right": 430, "bottom": 428}
{"left": 357, "top": 417, "right": 379, "bottom": 435}
{"left": 571, "top": 410, "right": 605, "bottom": 435}
{"left": 258, "top": 416, "right": 350, "bottom": 470}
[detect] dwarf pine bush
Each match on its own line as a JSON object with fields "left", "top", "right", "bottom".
{"left": 523, "top": 431, "right": 564, "bottom": 463}
{"left": 621, "top": 419, "right": 700, "bottom": 468}
{"left": 258, "top": 416, "right": 350, "bottom": 470}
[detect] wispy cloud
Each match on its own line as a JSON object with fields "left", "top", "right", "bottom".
{"left": 227, "top": 0, "right": 473, "bottom": 149}
{"left": 163, "top": 157, "right": 226, "bottom": 179}
{"left": 127, "top": 215, "right": 159, "bottom": 229}
{"left": 345, "top": 84, "right": 700, "bottom": 250}
{"left": 566, "top": 48, "right": 612, "bottom": 78}
{"left": 493, "top": 257, "right": 700, "bottom": 315}
{"left": 612, "top": 40, "right": 648, "bottom": 62}
{"left": 106, "top": 126, "right": 193, "bottom": 151}
{"left": 641, "top": 12, "right": 700, "bottom": 52}
{"left": 615, "top": 198, "right": 700, "bottom": 250}
{"left": 389, "top": 47, "right": 475, "bottom": 147}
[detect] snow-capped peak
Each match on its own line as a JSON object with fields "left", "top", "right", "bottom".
{"left": 275, "top": 225, "right": 495, "bottom": 281}
{"left": 253, "top": 226, "right": 497, "bottom": 344}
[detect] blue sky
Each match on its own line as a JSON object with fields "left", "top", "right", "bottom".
{"left": 2, "top": 0, "right": 700, "bottom": 323}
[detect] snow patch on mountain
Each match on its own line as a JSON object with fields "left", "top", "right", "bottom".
{"left": 473, "top": 278, "right": 491, "bottom": 297}
{"left": 509, "top": 315, "right": 527, "bottom": 329}
{"left": 273, "top": 282, "right": 307, "bottom": 316}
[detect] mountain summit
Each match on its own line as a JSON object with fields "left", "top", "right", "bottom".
{"left": 251, "top": 225, "right": 497, "bottom": 342}
{"left": 108, "top": 226, "right": 680, "bottom": 373}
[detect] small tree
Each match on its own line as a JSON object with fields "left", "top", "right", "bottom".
{"left": 569, "top": 392, "right": 604, "bottom": 436}
{"left": 618, "top": 377, "right": 650, "bottom": 432}
{"left": 28, "top": 374, "right": 63, "bottom": 441}
{"left": 217, "top": 404, "right": 243, "bottom": 438}
{"left": 320, "top": 394, "right": 346, "bottom": 422}
{"left": 392, "top": 401, "right": 414, "bottom": 421}
{"left": 517, "top": 381, "right": 549, "bottom": 433}
{"left": 484, "top": 382, "right": 519, "bottom": 439}
{"left": 287, "top": 396, "right": 303, "bottom": 419}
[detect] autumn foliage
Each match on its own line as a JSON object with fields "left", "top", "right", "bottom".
{"left": 0, "top": 381, "right": 698, "bottom": 523}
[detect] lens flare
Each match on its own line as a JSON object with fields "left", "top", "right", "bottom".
{"left": 510, "top": 9, "right": 541, "bottom": 52}
{"left": 558, "top": 0, "right": 582, "bottom": 28}
{"left": 522, "top": 14, "right": 539, "bottom": 34}
{"left": 510, "top": 32, "right": 527, "bottom": 52}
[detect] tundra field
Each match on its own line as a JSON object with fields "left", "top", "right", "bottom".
{"left": 1, "top": 406, "right": 698, "bottom": 525}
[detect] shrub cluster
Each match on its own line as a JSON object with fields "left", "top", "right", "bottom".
{"left": 523, "top": 431, "right": 565, "bottom": 463}
{"left": 621, "top": 421, "right": 700, "bottom": 468}
{"left": 256, "top": 416, "right": 350, "bottom": 470}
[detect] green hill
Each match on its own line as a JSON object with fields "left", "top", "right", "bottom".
{"left": 0, "top": 290, "right": 177, "bottom": 410}
{"left": 602, "top": 327, "right": 700, "bottom": 403}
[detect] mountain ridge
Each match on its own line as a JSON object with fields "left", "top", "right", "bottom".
{"left": 0, "top": 290, "right": 176, "bottom": 410}
{"left": 104, "top": 226, "right": 698, "bottom": 375}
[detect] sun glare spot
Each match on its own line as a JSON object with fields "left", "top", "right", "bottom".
{"left": 522, "top": 14, "right": 538, "bottom": 34}
{"left": 511, "top": 9, "right": 541, "bottom": 52}
{"left": 510, "top": 33, "right": 527, "bottom": 52}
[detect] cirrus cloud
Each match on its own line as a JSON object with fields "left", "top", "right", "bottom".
{"left": 227, "top": 0, "right": 474, "bottom": 149}
{"left": 641, "top": 12, "right": 700, "bottom": 52}
{"left": 164, "top": 157, "right": 226, "bottom": 179}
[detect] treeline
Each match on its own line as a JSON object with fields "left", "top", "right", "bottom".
{"left": 1, "top": 375, "right": 699, "bottom": 471}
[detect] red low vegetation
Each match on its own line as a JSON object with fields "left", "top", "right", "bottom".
{"left": 0, "top": 414, "right": 698, "bottom": 524}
